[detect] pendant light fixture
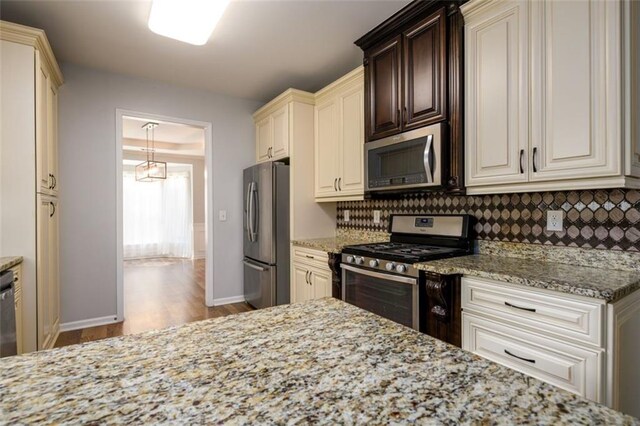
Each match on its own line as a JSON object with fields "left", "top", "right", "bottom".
{"left": 135, "top": 122, "right": 167, "bottom": 182}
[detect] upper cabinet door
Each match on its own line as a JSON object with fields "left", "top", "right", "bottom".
{"left": 365, "top": 35, "right": 402, "bottom": 141}
{"left": 47, "top": 81, "right": 59, "bottom": 196}
{"left": 271, "top": 104, "right": 290, "bottom": 160}
{"left": 465, "top": 0, "right": 530, "bottom": 187}
{"left": 256, "top": 116, "right": 272, "bottom": 163}
{"left": 403, "top": 8, "right": 447, "bottom": 130}
{"left": 339, "top": 81, "right": 365, "bottom": 195}
{"left": 314, "top": 98, "right": 340, "bottom": 197}
{"left": 530, "top": 0, "right": 620, "bottom": 181}
{"left": 36, "top": 52, "right": 51, "bottom": 194}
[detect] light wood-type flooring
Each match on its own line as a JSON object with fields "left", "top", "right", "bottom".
{"left": 55, "top": 258, "right": 253, "bottom": 348}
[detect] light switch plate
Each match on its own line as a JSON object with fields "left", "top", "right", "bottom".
{"left": 373, "top": 210, "right": 381, "bottom": 224}
{"left": 546, "top": 210, "right": 563, "bottom": 232}
{"left": 344, "top": 210, "right": 350, "bottom": 222}
{"left": 218, "top": 210, "right": 227, "bottom": 221}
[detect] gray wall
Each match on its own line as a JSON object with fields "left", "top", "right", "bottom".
{"left": 123, "top": 151, "right": 205, "bottom": 224}
{"left": 58, "top": 63, "right": 262, "bottom": 324}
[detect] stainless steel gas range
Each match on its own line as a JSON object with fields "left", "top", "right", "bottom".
{"left": 341, "top": 214, "right": 472, "bottom": 345}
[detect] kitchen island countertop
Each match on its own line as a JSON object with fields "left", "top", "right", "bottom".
{"left": 0, "top": 298, "right": 636, "bottom": 424}
{"left": 0, "top": 256, "right": 23, "bottom": 273}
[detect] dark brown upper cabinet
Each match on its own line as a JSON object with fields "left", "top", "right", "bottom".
{"left": 366, "top": 35, "right": 402, "bottom": 140}
{"left": 362, "top": 7, "right": 446, "bottom": 141}
{"left": 403, "top": 8, "right": 446, "bottom": 131}
{"left": 356, "top": 0, "right": 467, "bottom": 194}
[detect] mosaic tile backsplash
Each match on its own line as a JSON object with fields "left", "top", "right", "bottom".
{"left": 337, "top": 189, "right": 640, "bottom": 251}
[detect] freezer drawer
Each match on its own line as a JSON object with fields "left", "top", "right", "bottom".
{"left": 243, "top": 258, "right": 276, "bottom": 310}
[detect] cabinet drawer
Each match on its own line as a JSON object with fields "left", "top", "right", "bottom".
{"left": 462, "top": 277, "right": 604, "bottom": 348}
{"left": 292, "top": 245, "right": 329, "bottom": 269}
{"left": 463, "top": 313, "right": 603, "bottom": 402}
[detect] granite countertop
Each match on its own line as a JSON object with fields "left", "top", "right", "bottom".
{"left": 0, "top": 256, "right": 23, "bottom": 273}
{"left": 415, "top": 254, "right": 640, "bottom": 302}
{"left": 0, "top": 298, "right": 635, "bottom": 424}
{"left": 292, "top": 230, "right": 389, "bottom": 253}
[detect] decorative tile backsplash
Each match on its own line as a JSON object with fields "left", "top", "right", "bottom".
{"left": 337, "top": 189, "right": 640, "bottom": 251}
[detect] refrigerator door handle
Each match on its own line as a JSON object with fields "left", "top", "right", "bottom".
{"left": 243, "top": 259, "right": 267, "bottom": 272}
{"left": 250, "top": 182, "right": 258, "bottom": 241}
{"left": 245, "top": 183, "right": 252, "bottom": 241}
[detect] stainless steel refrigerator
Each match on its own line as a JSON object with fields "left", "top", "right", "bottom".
{"left": 243, "top": 162, "right": 290, "bottom": 309}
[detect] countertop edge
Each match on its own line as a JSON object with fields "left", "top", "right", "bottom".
{"left": 0, "top": 256, "right": 23, "bottom": 273}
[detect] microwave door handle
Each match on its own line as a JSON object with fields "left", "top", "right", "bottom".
{"left": 423, "top": 134, "right": 434, "bottom": 183}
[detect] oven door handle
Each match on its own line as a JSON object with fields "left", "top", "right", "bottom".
{"left": 341, "top": 264, "right": 417, "bottom": 285}
{"left": 423, "top": 134, "right": 434, "bottom": 183}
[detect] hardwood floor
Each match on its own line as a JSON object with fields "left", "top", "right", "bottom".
{"left": 55, "top": 258, "right": 253, "bottom": 348}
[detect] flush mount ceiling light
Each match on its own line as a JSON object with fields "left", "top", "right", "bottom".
{"left": 136, "top": 122, "right": 167, "bottom": 182}
{"left": 148, "top": 0, "right": 231, "bottom": 46}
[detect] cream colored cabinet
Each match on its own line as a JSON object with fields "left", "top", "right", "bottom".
{"left": 37, "top": 195, "right": 59, "bottom": 350}
{"left": 464, "top": 0, "right": 529, "bottom": 187}
{"left": 35, "top": 51, "right": 59, "bottom": 196}
{"left": 314, "top": 67, "right": 365, "bottom": 201}
{"left": 314, "top": 99, "right": 340, "bottom": 197}
{"left": 253, "top": 92, "right": 303, "bottom": 163}
{"left": 462, "top": 0, "right": 640, "bottom": 194}
{"left": 0, "top": 21, "right": 63, "bottom": 353}
{"left": 291, "top": 245, "right": 332, "bottom": 303}
{"left": 9, "top": 264, "right": 23, "bottom": 355}
{"left": 462, "top": 276, "right": 640, "bottom": 418}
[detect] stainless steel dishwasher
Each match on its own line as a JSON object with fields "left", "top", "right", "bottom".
{"left": 0, "top": 269, "right": 17, "bottom": 357}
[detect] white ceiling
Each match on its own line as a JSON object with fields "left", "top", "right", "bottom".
{"left": 122, "top": 116, "right": 205, "bottom": 156}
{"left": 0, "top": 0, "right": 410, "bottom": 102}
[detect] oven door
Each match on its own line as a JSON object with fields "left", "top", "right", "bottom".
{"left": 365, "top": 124, "right": 442, "bottom": 192}
{"left": 341, "top": 264, "right": 419, "bottom": 330}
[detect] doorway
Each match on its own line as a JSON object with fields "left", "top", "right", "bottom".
{"left": 115, "top": 110, "right": 214, "bottom": 331}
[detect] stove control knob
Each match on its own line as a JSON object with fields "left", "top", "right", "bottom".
{"left": 355, "top": 257, "right": 364, "bottom": 265}
{"left": 346, "top": 255, "right": 355, "bottom": 264}
{"left": 386, "top": 262, "right": 396, "bottom": 271}
{"left": 369, "top": 259, "right": 379, "bottom": 268}
{"left": 396, "top": 264, "right": 407, "bottom": 273}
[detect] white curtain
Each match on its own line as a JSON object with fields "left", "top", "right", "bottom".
{"left": 123, "top": 165, "right": 193, "bottom": 259}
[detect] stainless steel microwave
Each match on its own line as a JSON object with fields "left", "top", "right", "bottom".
{"left": 365, "top": 123, "right": 442, "bottom": 193}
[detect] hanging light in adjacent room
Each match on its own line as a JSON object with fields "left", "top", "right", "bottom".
{"left": 136, "top": 122, "right": 167, "bottom": 182}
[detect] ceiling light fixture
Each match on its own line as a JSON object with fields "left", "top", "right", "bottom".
{"left": 148, "top": 0, "right": 231, "bottom": 46}
{"left": 136, "top": 122, "right": 167, "bottom": 182}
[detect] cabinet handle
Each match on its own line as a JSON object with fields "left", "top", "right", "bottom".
{"left": 397, "top": 109, "right": 400, "bottom": 125}
{"left": 49, "top": 202, "right": 56, "bottom": 218}
{"left": 338, "top": 177, "right": 342, "bottom": 191}
{"left": 504, "top": 301, "right": 536, "bottom": 313}
{"left": 404, "top": 106, "right": 407, "bottom": 121}
{"left": 52, "top": 174, "right": 57, "bottom": 189}
{"left": 504, "top": 349, "right": 536, "bottom": 364}
{"left": 334, "top": 178, "right": 338, "bottom": 192}
{"left": 305, "top": 255, "right": 315, "bottom": 259}
{"left": 532, "top": 147, "right": 538, "bottom": 173}
{"left": 308, "top": 271, "right": 312, "bottom": 285}
{"left": 519, "top": 150, "right": 525, "bottom": 174}
{"left": 48, "top": 174, "right": 53, "bottom": 189}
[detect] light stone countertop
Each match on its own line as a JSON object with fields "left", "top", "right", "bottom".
{"left": 0, "top": 298, "right": 636, "bottom": 424}
{"left": 292, "top": 229, "right": 389, "bottom": 253}
{"left": 415, "top": 254, "right": 640, "bottom": 302}
{"left": 0, "top": 256, "right": 23, "bottom": 273}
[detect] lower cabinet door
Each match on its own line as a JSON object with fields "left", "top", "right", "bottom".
{"left": 463, "top": 312, "right": 603, "bottom": 402}
{"left": 292, "top": 263, "right": 312, "bottom": 303}
{"left": 310, "top": 267, "right": 332, "bottom": 299}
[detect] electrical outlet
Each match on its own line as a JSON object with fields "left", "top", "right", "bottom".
{"left": 546, "top": 210, "right": 563, "bottom": 232}
{"left": 373, "top": 210, "right": 381, "bottom": 224}
{"left": 218, "top": 210, "right": 227, "bottom": 221}
{"left": 344, "top": 210, "right": 350, "bottom": 222}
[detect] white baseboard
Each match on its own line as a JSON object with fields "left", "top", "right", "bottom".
{"left": 60, "top": 315, "right": 120, "bottom": 332}
{"left": 213, "top": 295, "right": 246, "bottom": 306}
